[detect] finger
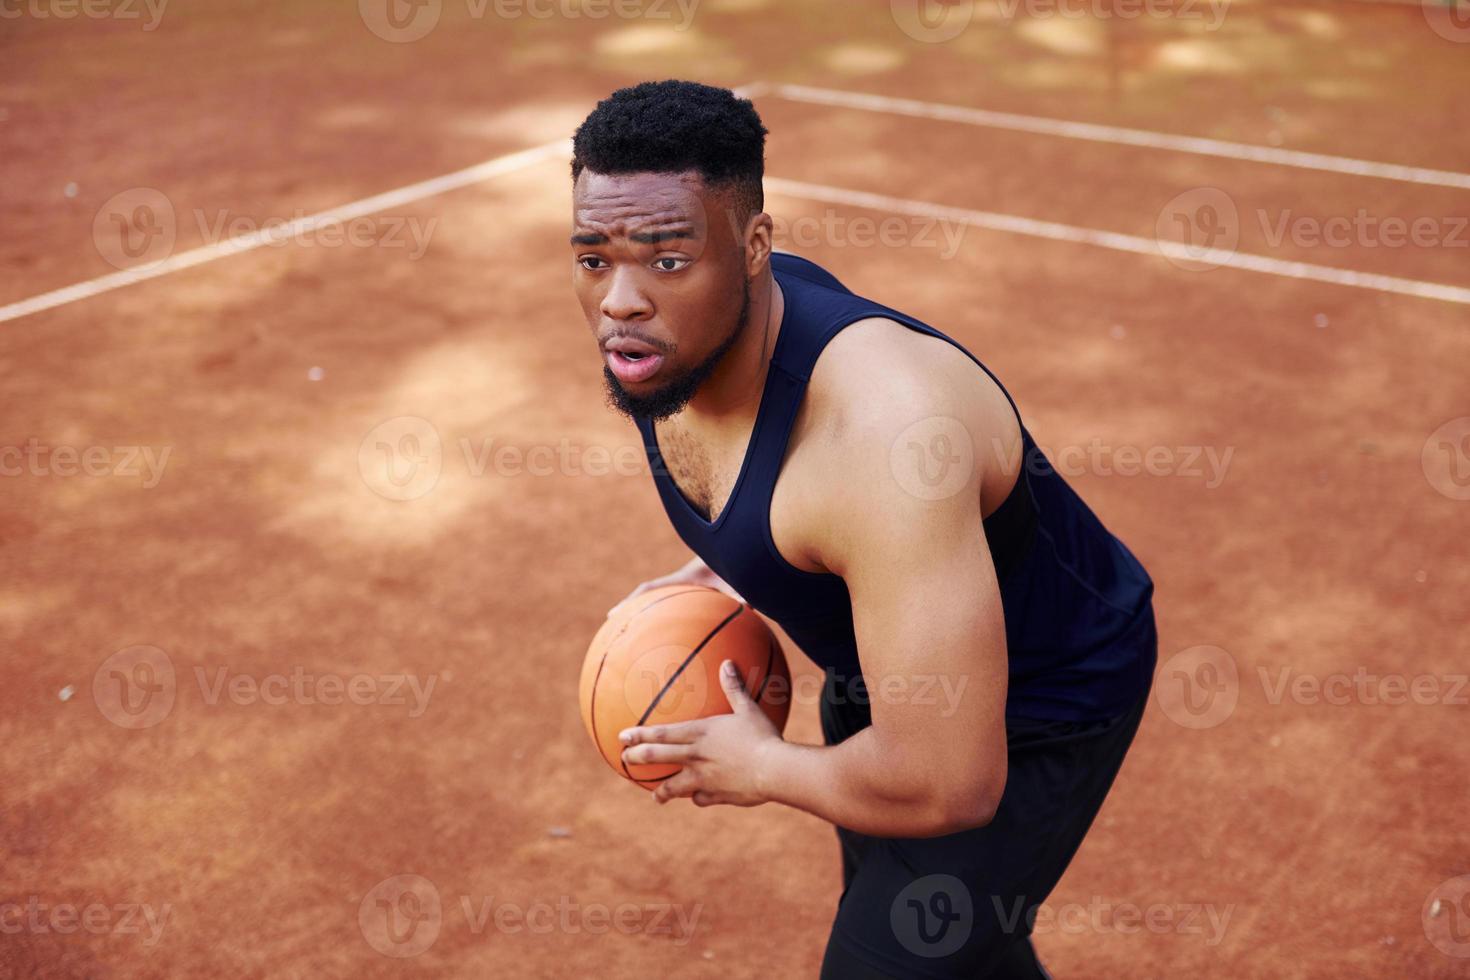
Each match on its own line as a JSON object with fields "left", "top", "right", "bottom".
{"left": 653, "top": 768, "right": 700, "bottom": 804}
{"left": 692, "top": 790, "right": 720, "bottom": 808}
{"left": 619, "top": 720, "right": 703, "bottom": 746}
{"left": 622, "top": 742, "right": 695, "bottom": 767}
{"left": 718, "top": 659, "right": 754, "bottom": 713}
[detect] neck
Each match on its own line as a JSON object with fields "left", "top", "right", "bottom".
{"left": 684, "top": 269, "right": 784, "bottom": 421}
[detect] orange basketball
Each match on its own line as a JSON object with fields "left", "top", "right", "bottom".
{"left": 579, "top": 585, "right": 790, "bottom": 790}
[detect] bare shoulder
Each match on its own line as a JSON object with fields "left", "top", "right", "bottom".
{"left": 800, "top": 317, "right": 1017, "bottom": 465}
{"left": 769, "top": 316, "right": 1021, "bottom": 574}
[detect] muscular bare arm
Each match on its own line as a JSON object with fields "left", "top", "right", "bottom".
{"left": 757, "top": 320, "right": 1012, "bottom": 837}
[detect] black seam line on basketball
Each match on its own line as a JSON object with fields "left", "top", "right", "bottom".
{"left": 626, "top": 586, "right": 711, "bottom": 617}
{"left": 753, "top": 635, "right": 776, "bottom": 703}
{"left": 600, "top": 587, "right": 715, "bottom": 780}
{"left": 634, "top": 605, "right": 745, "bottom": 729}
{"left": 589, "top": 651, "right": 617, "bottom": 773}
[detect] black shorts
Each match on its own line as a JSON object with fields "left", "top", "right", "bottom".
{"left": 816, "top": 668, "right": 1151, "bottom": 979}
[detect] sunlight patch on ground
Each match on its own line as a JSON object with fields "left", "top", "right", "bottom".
{"left": 0, "top": 584, "right": 74, "bottom": 633}
{"left": 819, "top": 42, "right": 908, "bottom": 75}
{"left": 446, "top": 102, "right": 594, "bottom": 145}
{"left": 270, "top": 338, "right": 534, "bottom": 549}
{"left": 1273, "top": 8, "right": 1344, "bottom": 39}
{"left": 1014, "top": 17, "right": 1107, "bottom": 56}
{"left": 1150, "top": 37, "right": 1249, "bottom": 72}
{"left": 590, "top": 24, "right": 744, "bottom": 76}
{"left": 594, "top": 23, "right": 705, "bottom": 57}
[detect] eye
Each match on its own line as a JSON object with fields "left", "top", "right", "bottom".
{"left": 652, "top": 256, "right": 690, "bottom": 272}
{"left": 578, "top": 256, "right": 607, "bottom": 271}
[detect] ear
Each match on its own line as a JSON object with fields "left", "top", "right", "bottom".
{"left": 742, "top": 209, "right": 774, "bottom": 279}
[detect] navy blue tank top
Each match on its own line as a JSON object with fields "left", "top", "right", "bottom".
{"left": 635, "top": 253, "right": 1156, "bottom": 722}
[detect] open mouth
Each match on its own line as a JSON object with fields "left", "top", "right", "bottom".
{"left": 601, "top": 333, "right": 667, "bottom": 384}
{"left": 604, "top": 347, "right": 666, "bottom": 384}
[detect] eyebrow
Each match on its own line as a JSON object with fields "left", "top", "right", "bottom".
{"left": 569, "top": 227, "right": 698, "bottom": 247}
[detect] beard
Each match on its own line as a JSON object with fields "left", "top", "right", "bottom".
{"left": 603, "top": 280, "right": 752, "bottom": 423}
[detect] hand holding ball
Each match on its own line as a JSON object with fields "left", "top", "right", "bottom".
{"left": 579, "top": 585, "right": 790, "bottom": 790}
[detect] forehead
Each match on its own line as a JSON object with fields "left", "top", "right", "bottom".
{"left": 572, "top": 170, "right": 712, "bottom": 231}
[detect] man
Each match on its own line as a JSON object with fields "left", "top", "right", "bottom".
{"left": 569, "top": 80, "right": 1156, "bottom": 979}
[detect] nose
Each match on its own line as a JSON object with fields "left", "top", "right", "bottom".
{"left": 599, "top": 266, "right": 653, "bottom": 323}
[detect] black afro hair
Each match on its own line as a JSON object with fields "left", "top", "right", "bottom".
{"left": 571, "top": 80, "right": 768, "bottom": 217}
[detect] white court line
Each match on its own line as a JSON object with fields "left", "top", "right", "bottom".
{"left": 767, "top": 83, "right": 1470, "bottom": 192}
{"left": 0, "top": 140, "right": 571, "bottom": 325}
{"left": 766, "top": 177, "right": 1470, "bottom": 306}
{"left": 0, "top": 84, "right": 775, "bottom": 326}
{"left": 4, "top": 79, "right": 1463, "bottom": 323}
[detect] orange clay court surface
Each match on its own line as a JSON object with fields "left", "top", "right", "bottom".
{"left": 1, "top": 2, "right": 1467, "bottom": 977}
